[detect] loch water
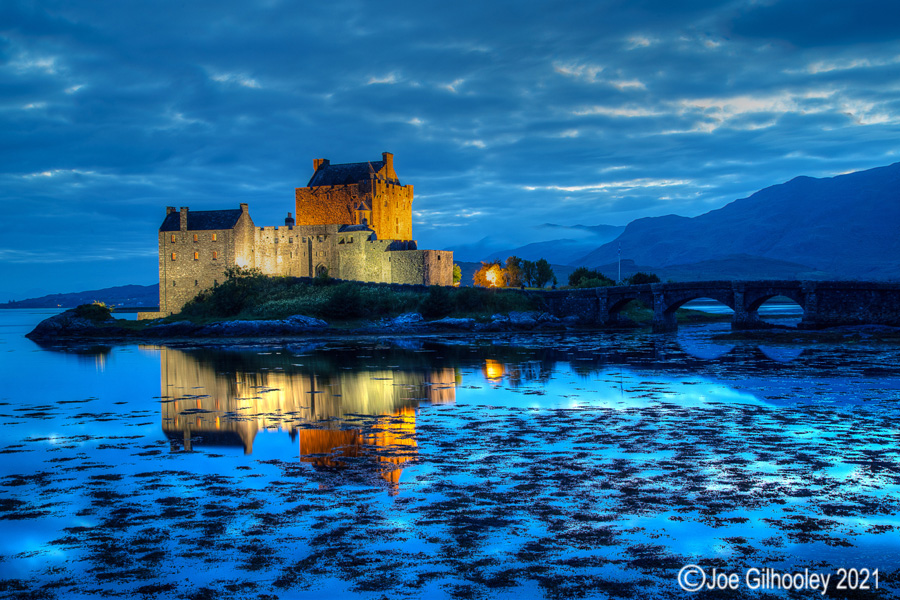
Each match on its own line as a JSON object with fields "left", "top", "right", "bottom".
{"left": 1, "top": 308, "right": 899, "bottom": 599}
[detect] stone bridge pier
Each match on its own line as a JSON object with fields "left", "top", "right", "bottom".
{"left": 540, "top": 280, "right": 900, "bottom": 333}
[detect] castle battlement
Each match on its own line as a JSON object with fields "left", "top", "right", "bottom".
{"left": 140, "top": 153, "right": 452, "bottom": 319}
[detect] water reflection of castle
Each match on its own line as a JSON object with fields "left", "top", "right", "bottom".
{"left": 154, "top": 346, "right": 456, "bottom": 490}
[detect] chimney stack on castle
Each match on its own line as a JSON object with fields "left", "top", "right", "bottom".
{"left": 285, "top": 212, "right": 295, "bottom": 228}
{"left": 313, "top": 158, "right": 329, "bottom": 171}
{"left": 179, "top": 207, "right": 189, "bottom": 231}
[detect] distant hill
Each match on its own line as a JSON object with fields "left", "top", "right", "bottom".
{"left": 449, "top": 224, "right": 624, "bottom": 264}
{"left": 485, "top": 238, "right": 613, "bottom": 265}
{"left": 2, "top": 284, "right": 158, "bottom": 309}
{"left": 587, "top": 256, "right": 834, "bottom": 283}
{"left": 575, "top": 163, "right": 900, "bottom": 280}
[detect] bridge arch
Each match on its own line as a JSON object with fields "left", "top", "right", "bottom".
{"left": 745, "top": 289, "right": 806, "bottom": 313}
{"left": 606, "top": 288, "right": 654, "bottom": 325}
{"left": 748, "top": 293, "right": 805, "bottom": 327}
{"left": 608, "top": 295, "right": 649, "bottom": 314}
{"left": 662, "top": 290, "right": 736, "bottom": 316}
{"left": 650, "top": 284, "right": 735, "bottom": 333}
{"left": 741, "top": 286, "right": 807, "bottom": 328}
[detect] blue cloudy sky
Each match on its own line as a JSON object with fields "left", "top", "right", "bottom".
{"left": 2, "top": 0, "right": 900, "bottom": 299}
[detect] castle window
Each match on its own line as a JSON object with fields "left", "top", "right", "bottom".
{"left": 288, "top": 237, "right": 293, "bottom": 244}
{"left": 171, "top": 253, "right": 176, "bottom": 261}
{"left": 193, "top": 234, "right": 198, "bottom": 242}
{"left": 173, "top": 281, "right": 176, "bottom": 287}
{"left": 193, "top": 251, "right": 199, "bottom": 260}
{"left": 212, "top": 233, "right": 217, "bottom": 242}
{"left": 274, "top": 237, "right": 279, "bottom": 243}
{"left": 195, "top": 280, "right": 198, "bottom": 286}
{"left": 170, "top": 234, "right": 176, "bottom": 243}
{"left": 212, "top": 251, "right": 218, "bottom": 260}
{"left": 214, "top": 279, "right": 218, "bottom": 286}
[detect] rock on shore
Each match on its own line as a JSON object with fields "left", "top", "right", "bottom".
{"left": 26, "top": 308, "right": 127, "bottom": 339}
{"left": 26, "top": 308, "right": 565, "bottom": 341}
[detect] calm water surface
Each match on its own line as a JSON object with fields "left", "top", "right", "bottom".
{"left": 1, "top": 309, "right": 899, "bottom": 598}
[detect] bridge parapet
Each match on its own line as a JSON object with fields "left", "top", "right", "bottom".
{"left": 537, "top": 280, "right": 900, "bottom": 333}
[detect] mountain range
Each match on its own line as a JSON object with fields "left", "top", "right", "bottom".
{"left": 450, "top": 224, "right": 624, "bottom": 264}
{"left": 6, "top": 162, "right": 899, "bottom": 305}
{"left": 451, "top": 162, "right": 900, "bottom": 281}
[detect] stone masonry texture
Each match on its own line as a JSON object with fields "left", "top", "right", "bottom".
{"left": 140, "top": 154, "right": 452, "bottom": 319}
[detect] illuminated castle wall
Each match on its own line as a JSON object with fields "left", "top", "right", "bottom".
{"left": 141, "top": 153, "right": 453, "bottom": 318}
{"left": 295, "top": 152, "right": 414, "bottom": 242}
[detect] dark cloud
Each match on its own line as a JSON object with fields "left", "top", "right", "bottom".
{"left": 729, "top": 0, "right": 900, "bottom": 47}
{"left": 1, "top": 0, "right": 899, "bottom": 298}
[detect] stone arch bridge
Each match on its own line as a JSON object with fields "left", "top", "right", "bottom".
{"left": 538, "top": 280, "right": 900, "bottom": 332}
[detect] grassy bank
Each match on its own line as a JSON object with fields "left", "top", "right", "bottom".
{"left": 78, "top": 273, "right": 738, "bottom": 330}
{"left": 174, "top": 272, "right": 541, "bottom": 323}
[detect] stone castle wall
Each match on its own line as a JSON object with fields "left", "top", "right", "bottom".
{"left": 141, "top": 154, "right": 451, "bottom": 319}
{"left": 144, "top": 214, "right": 453, "bottom": 318}
{"left": 294, "top": 184, "right": 361, "bottom": 229}
{"left": 294, "top": 181, "right": 413, "bottom": 242}
{"left": 146, "top": 206, "right": 254, "bottom": 317}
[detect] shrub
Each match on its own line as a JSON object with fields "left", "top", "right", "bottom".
{"left": 323, "top": 283, "right": 365, "bottom": 319}
{"left": 627, "top": 271, "right": 661, "bottom": 285}
{"left": 362, "top": 287, "right": 420, "bottom": 316}
{"left": 314, "top": 267, "right": 330, "bottom": 284}
{"left": 454, "top": 286, "right": 488, "bottom": 313}
{"left": 74, "top": 302, "right": 112, "bottom": 321}
{"left": 420, "top": 286, "right": 454, "bottom": 319}
{"left": 569, "top": 267, "right": 614, "bottom": 288}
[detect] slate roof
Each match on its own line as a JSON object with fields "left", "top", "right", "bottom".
{"left": 160, "top": 209, "right": 243, "bottom": 231}
{"left": 338, "top": 224, "right": 374, "bottom": 232}
{"left": 307, "top": 161, "right": 385, "bottom": 187}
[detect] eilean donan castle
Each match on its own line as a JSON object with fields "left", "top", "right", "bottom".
{"left": 140, "top": 153, "right": 452, "bottom": 318}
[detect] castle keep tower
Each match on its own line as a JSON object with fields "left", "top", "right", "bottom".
{"left": 295, "top": 152, "right": 413, "bottom": 241}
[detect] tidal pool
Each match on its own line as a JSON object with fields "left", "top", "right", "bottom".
{"left": 1, "top": 309, "right": 899, "bottom": 599}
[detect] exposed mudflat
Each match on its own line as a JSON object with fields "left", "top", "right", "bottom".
{"left": 2, "top": 319, "right": 900, "bottom": 599}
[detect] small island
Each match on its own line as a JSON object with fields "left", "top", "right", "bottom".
{"left": 26, "top": 268, "right": 744, "bottom": 341}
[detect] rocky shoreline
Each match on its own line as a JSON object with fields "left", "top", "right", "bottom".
{"left": 25, "top": 307, "right": 573, "bottom": 341}
{"left": 29, "top": 306, "right": 900, "bottom": 344}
